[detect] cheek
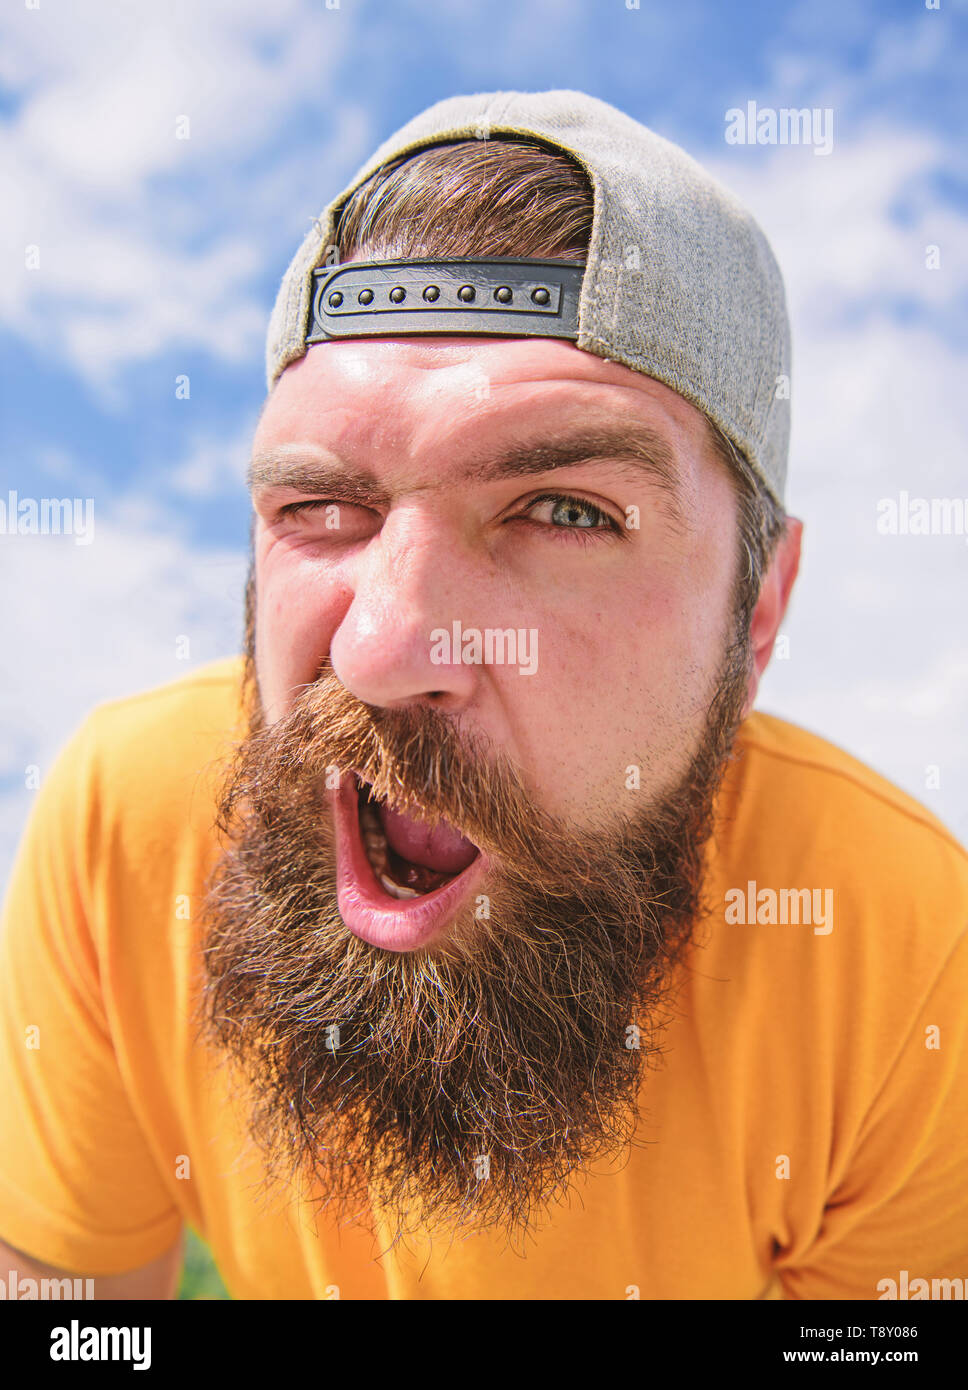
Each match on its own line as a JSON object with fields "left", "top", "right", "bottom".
{"left": 508, "top": 572, "right": 726, "bottom": 824}
{"left": 254, "top": 538, "right": 349, "bottom": 720}
{"left": 552, "top": 567, "right": 721, "bottom": 701}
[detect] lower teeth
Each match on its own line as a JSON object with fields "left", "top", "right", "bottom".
{"left": 379, "top": 873, "right": 419, "bottom": 900}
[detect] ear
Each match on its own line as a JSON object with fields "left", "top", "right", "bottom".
{"left": 743, "top": 517, "right": 803, "bottom": 717}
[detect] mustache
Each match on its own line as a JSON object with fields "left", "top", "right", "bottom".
{"left": 231, "top": 661, "right": 641, "bottom": 893}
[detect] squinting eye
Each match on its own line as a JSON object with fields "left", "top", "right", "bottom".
{"left": 279, "top": 500, "right": 329, "bottom": 517}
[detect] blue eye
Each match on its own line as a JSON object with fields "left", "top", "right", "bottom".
{"left": 550, "top": 497, "right": 607, "bottom": 527}
{"left": 523, "top": 493, "right": 622, "bottom": 538}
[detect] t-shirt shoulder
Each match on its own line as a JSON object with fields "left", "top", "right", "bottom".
{"left": 737, "top": 708, "right": 966, "bottom": 860}
{"left": 721, "top": 709, "right": 968, "bottom": 1000}
{"left": 50, "top": 657, "right": 247, "bottom": 859}
{"left": 83, "top": 655, "right": 245, "bottom": 728}
{"left": 76, "top": 656, "right": 245, "bottom": 763}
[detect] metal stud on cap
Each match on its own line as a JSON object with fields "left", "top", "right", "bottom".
{"left": 305, "top": 257, "right": 585, "bottom": 343}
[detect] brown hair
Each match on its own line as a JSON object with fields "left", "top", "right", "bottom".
{"left": 334, "top": 136, "right": 787, "bottom": 635}
{"left": 336, "top": 136, "right": 593, "bottom": 261}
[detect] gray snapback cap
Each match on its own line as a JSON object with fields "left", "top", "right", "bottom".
{"left": 266, "top": 89, "right": 791, "bottom": 506}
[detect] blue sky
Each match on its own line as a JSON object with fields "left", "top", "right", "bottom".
{"left": 1, "top": 0, "right": 966, "bottom": 876}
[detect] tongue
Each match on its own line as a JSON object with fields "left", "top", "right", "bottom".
{"left": 378, "top": 800, "right": 478, "bottom": 875}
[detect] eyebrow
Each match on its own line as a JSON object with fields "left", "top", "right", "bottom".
{"left": 248, "top": 425, "right": 688, "bottom": 528}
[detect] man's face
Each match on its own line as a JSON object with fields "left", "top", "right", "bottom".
{"left": 200, "top": 334, "right": 752, "bottom": 1243}
{"left": 252, "top": 335, "right": 738, "bottom": 842}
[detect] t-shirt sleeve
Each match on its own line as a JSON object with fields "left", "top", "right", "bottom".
{"left": 0, "top": 716, "right": 183, "bottom": 1276}
{"left": 775, "top": 924, "right": 968, "bottom": 1300}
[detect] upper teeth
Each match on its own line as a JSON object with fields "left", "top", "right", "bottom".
{"left": 360, "top": 801, "right": 387, "bottom": 859}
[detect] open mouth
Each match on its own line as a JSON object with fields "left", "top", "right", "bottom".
{"left": 357, "top": 781, "right": 470, "bottom": 900}
{"left": 330, "top": 771, "right": 488, "bottom": 951}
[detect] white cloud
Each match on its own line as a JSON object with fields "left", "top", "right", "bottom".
{"left": 0, "top": 0, "right": 368, "bottom": 390}
{"left": 167, "top": 418, "right": 259, "bottom": 497}
{"left": 0, "top": 503, "right": 247, "bottom": 881}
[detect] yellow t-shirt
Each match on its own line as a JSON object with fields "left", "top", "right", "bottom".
{"left": 1, "top": 657, "right": 966, "bottom": 1300}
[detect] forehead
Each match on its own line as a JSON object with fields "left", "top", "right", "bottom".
{"left": 252, "top": 335, "right": 725, "bottom": 505}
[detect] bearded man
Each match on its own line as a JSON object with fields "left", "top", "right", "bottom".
{"left": 1, "top": 91, "right": 966, "bottom": 1301}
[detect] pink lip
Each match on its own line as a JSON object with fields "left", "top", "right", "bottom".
{"left": 330, "top": 771, "right": 489, "bottom": 952}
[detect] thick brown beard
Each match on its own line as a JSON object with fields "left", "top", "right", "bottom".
{"left": 196, "top": 613, "right": 751, "bottom": 1249}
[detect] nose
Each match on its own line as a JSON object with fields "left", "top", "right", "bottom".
{"left": 329, "top": 503, "right": 483, "bottom": 712}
